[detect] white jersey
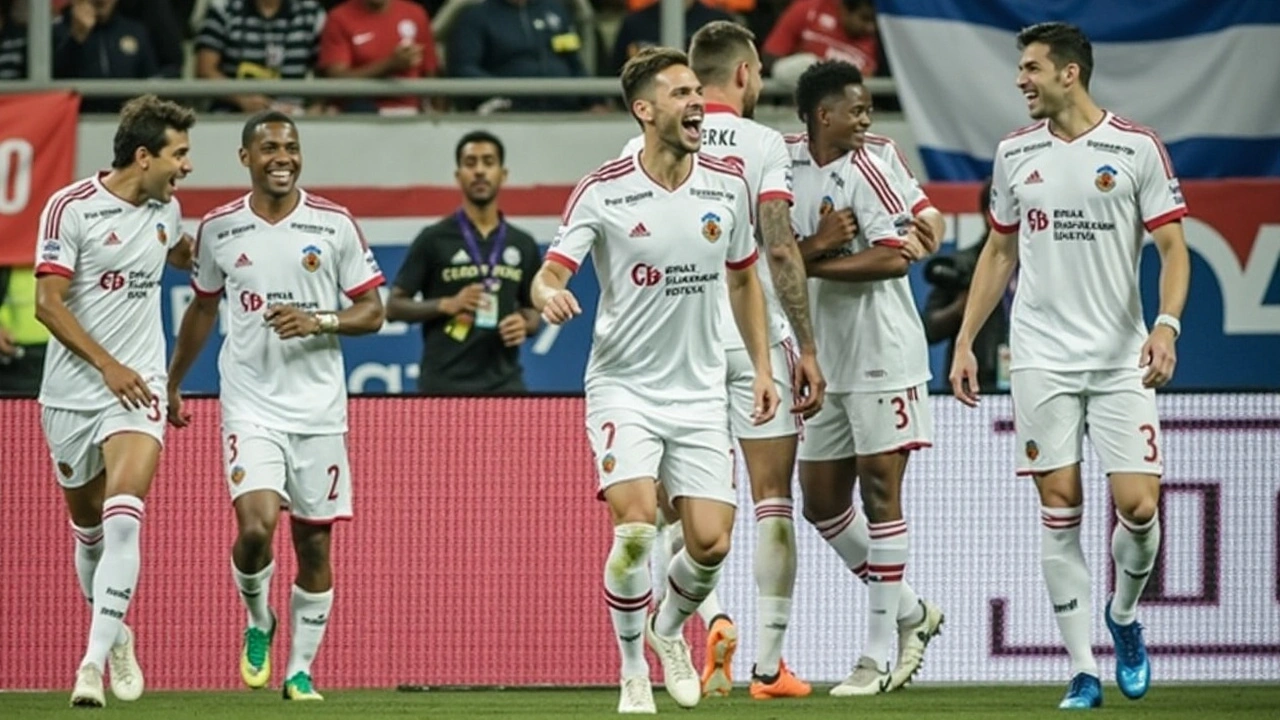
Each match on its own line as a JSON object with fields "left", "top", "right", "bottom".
{"left": 192, "top": 189, "right": 385, "bottom": 434}
{"left": 785, "top": 131, "right": 934, "bottom": 218}
{"left": 990, "top": 111, "right": 1188, "bottom": 372}
{"left": 549, "top": 152, "right": 757, "bottom": 407}
{"left": 35, "top": 173, "right": 183, "bottom": 411}
{"left": 621, "top": 104, "right": 792, "bottom": 350}
{"left": 788, "top": 140, "right": 931, "bottom": 393}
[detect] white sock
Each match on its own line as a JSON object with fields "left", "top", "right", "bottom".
{"left": 1041, "top": 506, "right": 1098, "bottom": 678}
{"left": 1110, "top": 511, "right": 1161, "bottom": 626}
{"left": 80, "top": 495, "right": 144, "bottom": 672}
{"left": 810, "top": 506, "right": 924, "bottom": 625}
{"left": 71, "top": 523, "right": 130, "bottom": 647}
{"left": 651, "top": 514, "right": 672, "bottom": 604}
{"left": 286, "top": 585, "right": 333, "bottom": 680}
{"left": 233, "top": 559, "right": 275, "bottom": 631}
{"left": 664, "top": 518, "right": 727, "bottom": 626}
{"left": 604, "top": 523, "right": 656, "bottom": 678}
{"left": 865, "top": 519, "right": 909, "bottom": 670}
{"left": 753, "top": 498, "right": 797, "bottom": 677}
{"left": 655, "top": 549, "right": 723, "bottom": 638}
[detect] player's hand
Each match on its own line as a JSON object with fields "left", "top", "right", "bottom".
{"left": 389, "top": 43, "right": 423, "bottom": 72}
{"left": 898, "top": 231, "right": 928, "bottom": 263}
{"left": 0, "top": 327, "right": 16, "bottom": 357}
{"left": 101, "top": 361, "right": 153, "bottom": 411}
{"left": 265, "top": 304, "right": 321, "bottom": 339}
{"left": 912, "top": 216, "right": 940, "bottom": 254}
{"left": 498, "top": 312, "right": 529, "bottom": 347}
{"left": 949, "top": 344, "right": 982, "bottom": 407}
{"left": 791, "top": 349, "right": 825, "bottom": 419}
{"left": 166, "top": 387, "right": 191, "bottom": 428}
{"left": 69, "top": 0, "right": 97, "bottom": 42}
{"left": 541, "top": 289, "right": 582, "bottom": 325}
{"left": 1139, "top": 325, "right": 1177, "bottom": 388}
{"left": 811, "top": 208, "right": 858, "bottom": 253}
{"left": 750, "top": 372, "right": 780, "bottom": 425}
{"left": 444, "top": 284, "right": 485, "bottom": 316}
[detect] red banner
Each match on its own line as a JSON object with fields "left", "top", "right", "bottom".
{"left": 0, "top": 92, "right": 80, "bottom": 266}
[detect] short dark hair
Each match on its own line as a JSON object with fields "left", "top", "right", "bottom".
{"left": 455, "top": 130, "right": 505, "bottom": 166}
{"left": 795, "top": 60, "right": 864, "bottom": 127}
{"left": 1017, "top": 22, "right": 1093, "bottom": 89}
{"left": 241, "top": 110, "right": 297, "bottom": 148}
{"left": 620, "top": 46, "right": 690, "bottom": 110}
{"left": 689, "top": 21, "right": 756, "bottom": 87}
{"left": 111, "top": 95, "right": 196, "bottom": 169}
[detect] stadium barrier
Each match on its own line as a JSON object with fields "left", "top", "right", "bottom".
{"left": 2, "top": 393, "right": 1277, "bottom": 690}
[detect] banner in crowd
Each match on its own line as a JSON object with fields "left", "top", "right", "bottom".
{"left": 0, "top": 92, "right": 79, "bottom": 265}
{"left": 877, "top": 0, "right": 1280, "bottom": 180}
{"left": 1, "top": 393, "right": 1275, "bottom": 689}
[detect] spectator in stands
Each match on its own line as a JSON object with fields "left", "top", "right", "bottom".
{"left": 387, "top": 131, "right": 542, "bottom": 395}
{"left": 448, "top": 0, "right": 601, "bottom": 112}
{"left": 317, "top": 0, "right": 439, "bottom": 114}
{"left": 53, "top": 0, "right": 160, "bottom": 113}
{"left": 195, "top": 0, "right": 327, "bottom": 114}
{"left": 762, "top": 0, "right": 880, "bottom": 86}
{"left": 0, "top": 266, "right": 49, "bottom": 397}
{"left": 922, "top": 179, "right": 1011, "bottom": 393}
{"left": 0, "top": 0, "right": 27, "bottom": 80}
{"left": 51, "top": 0, "right": 183, "bottom": 75}
{"left": 610, "top": 0, "right": 733, "bottom": 76}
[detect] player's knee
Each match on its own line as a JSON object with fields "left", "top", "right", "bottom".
{"left": 1117, "top": 495, "right": 1159, "bottom": 525}
{"left": 685, "top": 531, "right": 731, "bottom": 566}
{"left": 858, "top": 477, "right": 901, "bottom": 522}
{"left": 236, "top": 520, "right": 275, "bottom": 555}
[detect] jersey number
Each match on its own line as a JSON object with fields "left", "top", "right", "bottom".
{"left": 145, "top": 394, "right": 162, "bottom": 422}
{"left": 326, "top": 465, "right": 341, "bottom": 501}
{"left": 891, "top": 397, "right": 909, "bottom": 430}
{"left": 0, "top": 138, "right": 33, "bottom": 215}
{"left": 601, "top": 421, "right": 616, "bottom": 450}
{"left": 227, "top": 433, "right": 239, "bottom": 463}
{"left": 1139, "top": 424, "right": 1159, "bottom": 463}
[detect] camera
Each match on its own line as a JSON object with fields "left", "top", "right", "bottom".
{"left": 923, "top": 251, "right": 978, "bottom": 292}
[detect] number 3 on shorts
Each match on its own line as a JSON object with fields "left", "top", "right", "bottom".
{"left": 891, "top": 397, "right": 909, "bottom": 430}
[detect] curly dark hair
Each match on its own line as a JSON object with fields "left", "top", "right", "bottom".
{"left": 794, "top": 60, "right": 864, "bottom": 128}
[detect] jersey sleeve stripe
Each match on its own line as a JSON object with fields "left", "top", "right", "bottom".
{"left": 759, "top": 190, "right": 793, "bottom": 204}
{"left": 344, "top": 273, "right": 385, "bottom": 299}
{"left": 726, "top": 248, "right": 758, "bottom": 270}
{"left": 910, "top": 198, "right": 933, "bottom": 215}
{"left": 1001, "top": 120, "right": 1048, "bottom": 141}
{"left": 1143, "top": 206, "right": 1188, "bottom": 232}
{"left": 697, "top": 157, "right": 755, "bottom": 223}
{"left": 872, "top": 238, "right": 904, "bottom": 248}
{"left": 560, "top": 166, "right": 635, "bottom": 224}
{"left": 190, "top": 279, "right": 223, "bottom": 297}
{"left": 783, "top": 132, "right": 807, "bottom": 144}
{"left": 42, "top": 183, "right": 96, "bottom": 239}
{"left": 546, "top": 250, "right": 580, "bottom": 273}
{"left": 35, "top": 261, "right": 73, "bottom": 278}
{"left": 1107, "top": 118, "right": 1176, "bottom": 178}
{"left": 304, "top": 197, "right": 373, "bottom": 251}
{"left": 988, "top": 208, "right": 1019, "bottom": 234}
{"left": 853, "top": 152, "right": 906, "bottom": 214}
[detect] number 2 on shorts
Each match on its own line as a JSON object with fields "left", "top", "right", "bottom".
{"left": 326, "top": 464, "right": 341, "bottom": 501}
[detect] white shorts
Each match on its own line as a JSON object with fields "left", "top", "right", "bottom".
{"left": 586, "top": 402, "right": 736, "bottom": 506}
{"left": 41, "top": 394, "right": 167, "bottom": 490}
{"left": 222, "top": 421, "right": 353, "bottom": 523}
{"left": 1011, "top": 368, "right": 1162, "bottom": 477}
{"left": 797, "top": 384, "right": 932, "bottom": 462}
{"left": 726, "top": 340, "right": 801, "bottom": 440}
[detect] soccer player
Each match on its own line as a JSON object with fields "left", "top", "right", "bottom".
{"left": 532, "top": 47, "right": 778, "bottom": 714}
{"left": 166, "top": 110, "right": 386, "bottom": 701}
{"left": 950, "top": 22, "right": 1189, "bottom": 709}
{"left": 619, "top": 20, "right": 824, "bottom": 699}
{"left": 788, "top": 60, "right": 945, "bottom": 696}
{"left": 33, "top": 94, "right": 196, "bottom": 707}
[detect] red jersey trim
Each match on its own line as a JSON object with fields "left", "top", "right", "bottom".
{"left": 988, "top": 209, "right": 1019, "bottom": 234}
{"left": 344, "top": 273, "right": 385, "bottom": 299}
{"left": 546, "top": 250, "right": 579, "bottom": 274}
{"left": 853, "top": 151, "right": 906, "bottom": 214}
{"left": 1143, "top": 206, "right": 1188, "bottom": 232}
{"left": 872, "top": 238, "right": 905, "bottom": 248}
{"left": 726, "top": 248, "right": 758, "bottom": 270}
{"left": 35, "top": 262, "right": 73, "bottom": 279}
{"left": 911, "top": 198, "right": 933, "bottom": 215}
{"left": 190, "top": 280, "right": 223, "bottom": 297}
{"left": 759, "top": 190, "right": 793, "bottom": 205}
{"left": 42, "top": 181, "right": 96, "bottom": 240}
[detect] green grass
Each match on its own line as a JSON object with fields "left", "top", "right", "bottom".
{"left": 3, "top": 684, "right": 1278, "bottom": 719}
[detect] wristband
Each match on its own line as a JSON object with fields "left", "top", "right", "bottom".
{"left": 1154, "top": 313, "right": 1180, "bottom": 338}
{"left": 315, "top": 312, "right": 340, "bottom": 334}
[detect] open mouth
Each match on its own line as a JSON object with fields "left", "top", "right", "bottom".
{"left": 681, "top": 114, "right": 703, "bottom": 144}
{"left": 268, "top": 168, "right": 295, "bottom": 186}
{"left": 1022, "top": 87, "right": 1039, "bottom": 106}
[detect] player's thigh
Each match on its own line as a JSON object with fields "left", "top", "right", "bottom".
{"left": 587, "top": 405, "right": 663, "bottom": 523}
{"left": 796, "top": 391, "right": 857, "bottom": 463}
{"left": 96, "top": 396, "right": 166, "bottom": 499}
{"left": 1085, "top": 369, "right": 1164, "bottom": 478}
{"left": 42, "top": 406, "right": 107, "bottom": 492}
{"left": 847, "top": 384, "right": 933, "bottom": 458}
{"left": 223, "top": 422, "right": 289, "bottom": 528}
{"left": 1011, "top": 369, "right": 1086, "bottom": 477}
{"left": 726, "top": 344, "right": 800, "bottom": 441}
{"left": 283, "top": 433, "right": 354, "bottom": 524}
{"left": 659, "top": 413, "right": 736, "bottom": 509}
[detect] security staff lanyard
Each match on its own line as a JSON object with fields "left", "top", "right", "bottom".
{"left": 455, "top": 208, "right": 507, "bottom": 330}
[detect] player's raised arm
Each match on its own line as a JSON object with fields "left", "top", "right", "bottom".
{"left": 805, "top": 154, "right": 915, "bottom": 282}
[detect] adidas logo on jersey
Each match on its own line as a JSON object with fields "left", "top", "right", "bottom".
{"left": 450, "top": 249, "right": 471, "bottom": 264}
{"left": 1024, "top": 170, "right": 1044, "bottom": 184}
{"left": 234, "top": 253, "right": 253, "bottom": 268}
{"left": 104, "top": 232, "right": 121, "bottom": 246}
{"left": 629, "top": 223, "right": 650, "bottom": 238}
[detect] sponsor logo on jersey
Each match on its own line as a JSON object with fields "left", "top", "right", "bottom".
{"left": 1095, "top": 165, "right": 1117, "bottom": 192}
{"left": 301, "top": 244, "right": 322, "bottom": 272}
{"left": 701, "top": 212, "right": 722, "bottom": 242}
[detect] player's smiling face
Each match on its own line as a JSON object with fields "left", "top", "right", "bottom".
{"left": 817, "top": 83, "right": 872, "bottom": 154}
{"left": 647, "top": 64, "right": 705, "bottom": 154}
{"left": 142, "top": 128, "right": 191, "bottom": 204}
{"left": 241, "top": 121, "right": 302, "bottom": 199}
{"left": 1017, "top": 42, "right": 1066, "bottom": 119}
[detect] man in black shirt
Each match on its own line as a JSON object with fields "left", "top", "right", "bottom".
{"left": 389, "top": 130, "right": 542, "bottom": 394}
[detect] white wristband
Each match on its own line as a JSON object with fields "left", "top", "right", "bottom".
{"left": 315, "top": 312, "right": 340, "bottom": 334}
{"left": 1154, "top": 313, "right": 1181, "bottom": 338}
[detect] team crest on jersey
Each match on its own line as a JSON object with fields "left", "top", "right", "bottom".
{"left": 230, "top": 465, "right": 246, "bottom": 485}
{"left": 819, "top": 196, "right": 834, "bottom": 216}
{"left": 701, "top": 212, "right": 722, "bottom": 243}
{"left": 1094, "top": 165, "right": 1117, "bottom": 192}
{"left": 301, "top": 245, "right": 323, "bottom": 272}
{"left": 1025, "top": 440, "right": 1040, "bottom": 461}
{"left": 601, "top": 453, "right": 616, "bottom": 474}
{"left": 155, "top": 223, "right": 168, "bottom": 245}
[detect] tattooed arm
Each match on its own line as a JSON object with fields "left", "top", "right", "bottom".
{"left": 759, "top": 197, "right": 825, "bottom": 417}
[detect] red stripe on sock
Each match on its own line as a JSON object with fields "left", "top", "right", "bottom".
{"left": 667, "top": 577, "right": 703, "bottom": 604}
{"left": 816, "top": 507, "right": 856, "bottom": 539}
{"left": 102, "top": 506, "right": 144, "bottom": 522}
{"left": 603, "top": 588, "right": 653, "bottom": 612}
{"left": 755, "top": 506, "right": 794, "bottom": 521}
{"left": 851, "top": 562, "right": 869, "bottom": 580}
{"left": 868, "top": 521, "right": 907, "bottom": 539}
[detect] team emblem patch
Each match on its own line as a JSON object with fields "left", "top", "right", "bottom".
{"left": 156, "top": 223, "right": 167, "bottom": 245}
{"left": 819, "top": 196, "right": 834, "bottom": 216}
{"left": 601, "top": 453, "right": 616, "bottom": 474}
{"left": 701, "top": 212, "right": 722, "bottom": 243}
{"left": 301, "top": 244, "right": 322, "bottom": 272}
{"left": 57, "top": 462, "right": 74, "bottom": 479}
{"left": 1094, "top": 165, "right": 1117, "bottom": 192}
{"left": 230, "top": 465, "right": 246, "bottom": 485}
{"left": 1025, "top": 440, "right": 1040, "bottom": 461}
